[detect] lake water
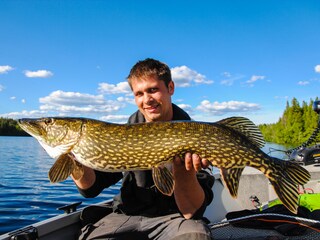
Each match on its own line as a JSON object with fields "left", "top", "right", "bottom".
{"left": 0, "top": 136, "right": 120, "bottom": 235}
{"left": 0, "top": 136, "right": 289, "bottom": 235}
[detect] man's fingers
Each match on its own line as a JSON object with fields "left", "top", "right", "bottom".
{"left": 201, "top": 158, "right": 210, "bottom": 168}
{"left": 175, "top": 153, "right": 209, "bottom": 172}
{"left": 184, "top": 152, "right": 193, "bottom": 171}
{"left": 192, "top": 153, "right": 202, "bottom": 172}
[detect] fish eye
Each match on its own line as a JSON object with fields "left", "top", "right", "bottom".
{"left": 44, "top": 118, "right": 54, "bottom": 125}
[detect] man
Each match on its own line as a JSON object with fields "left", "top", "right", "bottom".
{"left": 75, "top": 58, "right": 214, "bottom": 240}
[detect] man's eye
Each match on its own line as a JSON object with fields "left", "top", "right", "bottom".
{"left": 150, "top": 88, "right": 158, "bottom": 93}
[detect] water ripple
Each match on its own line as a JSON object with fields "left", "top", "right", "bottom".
{"left": 0, "top": 137, "right": 120, "bottom": 235}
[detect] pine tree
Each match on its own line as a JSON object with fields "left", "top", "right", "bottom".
{"left": 259, "top": 97, "right": 320, "bottom": 146}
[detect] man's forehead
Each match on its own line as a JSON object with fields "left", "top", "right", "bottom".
{"left": 131, "top": 76, "right": 163, "bottom": 88}
{"left": 131, "top": 74, "right": 159, "bottom": 82}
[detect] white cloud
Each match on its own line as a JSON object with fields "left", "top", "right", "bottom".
{"left": 247, "top": 75, "right": 265, "bottom": 84}
{"left": 40, "top": 90, "right": 105, "bottom": 106}
{"left": 0, "top": 84, "right": 4, "bottom": 92}
{"left": 10, "top": 96, "right": 16, "bottom": 100}
{"left": 220, "top": 79, "right": 233, "bottom": 86}
{"left": 197, "top": 100, "right": 260, "bottom": 115}
{"left": 274, "top": 96, "right": 289, "bottom": 100}
{"left": 171, "top": 66, "right": 213, "bottom": 87}
{"left": 0, "top": 110, "right": 47, "bottom": 119}
{"left": 21, "top": 99, "right": 26, "bottom": 104}
{"left": 220, "top": 73, "right": 244, "bottom": 86}
{"left": 24, "top": 70, "right": 53, "bottom": 78}
{"left": 298, "top": 81, "right": 310, "bottom": 86}
{"left": 39, "top": 90, "right": 125, "bottom": 115}
{"left": 242, "top": 75, "right": 266, "bottom": 87}
{"left": 1, "top": 90, "right": 130, "bottom": 121}
{"left": 100, "top": 115, "right": 130, "bottom": 123}
{"left": 177, "top": 103, "right": 194, "bottom": 114}
{"left": 221, "top": 72, "right": 231, "bottom": 78}
{"left": 117, "top": 96, "right": 135, "bottom": 105}
{"left": 315, "top": 65, "right": 320, "bottom": 73}
{"left": 0, "top": 65, "right": 14, "bottom": 74}
{"left": 98, "top": 81, "right": 131, "bottom": 94}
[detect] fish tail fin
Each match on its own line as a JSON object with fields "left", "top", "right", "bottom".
{"left": 268, "top": 158, "right": 311, "bottom": 214}
{"left": 48, "top": 153, "right": 84, "bottom": 183}
{"left": 269, "top": 175, "right": 300, "bottom": 214}
{"left": 282, "top": 160, "right": 310, "bottom": 185}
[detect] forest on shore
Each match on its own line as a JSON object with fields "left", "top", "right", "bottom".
{"left": 259, "top": 97, "right": 319, "bottom": 146}
{"left": 1, "top": 97, "right": 320, "bottom": 146}
{"left": 0, "top": 118, "right": 29, "bottom": 136}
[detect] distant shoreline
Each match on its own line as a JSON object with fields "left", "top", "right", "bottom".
{"left": 0, "top": 118, "right": 30, "bottom": 136}
{"left": 0, "top": 134, "right": 31, "bottom": 137}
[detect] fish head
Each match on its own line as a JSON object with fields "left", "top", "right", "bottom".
{"left": 18, "top": 117, "right": 83, "bottom": 159}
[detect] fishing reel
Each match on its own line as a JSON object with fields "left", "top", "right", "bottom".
{"left": 313, "top": 100, "right": 320, "bottom": 114}
{"left": 288, "top": 145, "right": 320, "bottom": 165}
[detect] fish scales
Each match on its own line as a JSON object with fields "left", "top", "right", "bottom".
{"left": 18, "top": 117, "right": 311, "bottom": 214}
{"left": 74, "top": 121, "right": 250, "bottom": 171}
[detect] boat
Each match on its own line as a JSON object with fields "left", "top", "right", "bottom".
{"left": 1, "top": 167, "right": 320, "bottom": 240}
{"left": 1, "top": 101, "right": 320, "bottom": 239}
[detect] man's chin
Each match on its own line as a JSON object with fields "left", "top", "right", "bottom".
{"left": 145, "top": 113, "right": 162, "bottom": 122}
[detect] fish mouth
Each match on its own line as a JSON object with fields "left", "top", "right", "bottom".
{"left": 18, "top": 118, "right": 44, "bottom": 138}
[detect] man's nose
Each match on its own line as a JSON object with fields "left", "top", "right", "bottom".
{"left": 144, "top": 93, "right": 154, "bottom": 104}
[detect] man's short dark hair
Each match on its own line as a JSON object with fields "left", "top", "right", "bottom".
{"left": 127, "top": 58, "right": 172, "bottom": 89}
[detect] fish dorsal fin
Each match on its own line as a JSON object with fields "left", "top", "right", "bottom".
{"left": 220, "top": 167, "right": 244, "bottom": 198}
{"left": 217, "top": 117, "right": 265, "bottom": 148}
{"left": 152, "top": 166, "right": 174, "bottom": 196}
{"left": 48, "top": 153, "right": 84, "bottom": 183}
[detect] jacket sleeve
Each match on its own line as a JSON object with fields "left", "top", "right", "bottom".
{"left": 77, "top": 171, "right": 123, "bottom": 198}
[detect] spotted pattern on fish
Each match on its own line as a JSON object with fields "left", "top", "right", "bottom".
{"left": 18, "top": 117, "right": 311, "bottom": 214}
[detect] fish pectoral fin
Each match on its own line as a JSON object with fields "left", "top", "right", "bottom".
{"left": 220, "top": 167, "right": 244, "bottom": 198}
{"left": 48, "top": 153, "right": 75, "bottom": 183}
{"left": 71, "top": 160, "right": 84, "bottom": 181}
{"left": 152, "top": 166, "right": 174, "bottom": 196}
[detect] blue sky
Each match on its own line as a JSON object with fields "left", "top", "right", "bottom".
{"left": 0, "top": 1, "right": 319, "bottom": 124}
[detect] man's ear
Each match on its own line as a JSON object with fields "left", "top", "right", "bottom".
{"left": 168, "top": 81, "right": 175, "bottom": 95}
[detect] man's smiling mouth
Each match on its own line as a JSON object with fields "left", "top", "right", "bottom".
{"left": 144, "top": 104, "right": 160, "bottom": 112}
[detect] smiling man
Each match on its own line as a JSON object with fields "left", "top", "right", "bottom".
{"left": 75, "top": 58, "right": 214, "bottom": 240}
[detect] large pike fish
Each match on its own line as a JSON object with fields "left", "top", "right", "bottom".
{"left": 18, "top": 117, "right": 310, "bottom": 214}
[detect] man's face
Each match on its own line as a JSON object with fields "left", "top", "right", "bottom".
{"left": 131, "top": 76, "right": 174, "bottom": 122}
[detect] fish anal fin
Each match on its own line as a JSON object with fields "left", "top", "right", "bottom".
{"left": 220, "top": 167, "right": 244, "bottom": 198}
{"left": 48, "top": 153, "right": 75, "bottom": 183}
{"left": 152, "top": 166, "right": 174, "bottom": 196}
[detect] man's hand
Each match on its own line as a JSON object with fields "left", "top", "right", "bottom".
{"left": 172, "top": 153, "right": 207, "bottom": 219}
{"left": 176, "top": 152, "right": 210, "bottom": 172}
